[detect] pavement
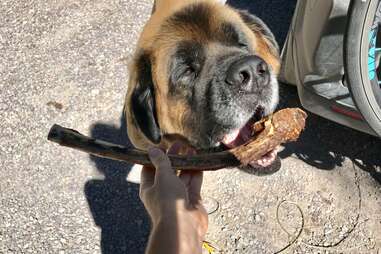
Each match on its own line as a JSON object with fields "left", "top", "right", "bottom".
{"left": 0, "top": 0, "right": 380, "bottom": 253}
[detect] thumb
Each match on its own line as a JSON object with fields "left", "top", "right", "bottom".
{"left": 148, "top": 147, "right": 175, "bottom": 184}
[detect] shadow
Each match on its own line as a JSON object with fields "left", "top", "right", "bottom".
{"left": 84, "top": 113, "right": 150, "bottom": 254}
{"left": 277, "top": 84, "right": 381, "bottom": 182}
{"left": 226, "top": 0, "right": 298, "bottom": 47}
{"left": 322, "top": 15, "right": 348, "bottom": 36}
{"left": 239, "top": 156, "right": 282, "bottom": 176}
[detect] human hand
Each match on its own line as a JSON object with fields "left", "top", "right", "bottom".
{"left": 140, "top": 147, "right": 208, "bottom": 254}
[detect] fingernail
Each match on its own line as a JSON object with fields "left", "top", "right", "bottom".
{"left": 148, "top": 147, "right": 162, "bottom": 158}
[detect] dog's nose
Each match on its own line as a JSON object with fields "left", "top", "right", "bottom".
{"left": 225, "top": 56, "right": 269, "bottom": 91}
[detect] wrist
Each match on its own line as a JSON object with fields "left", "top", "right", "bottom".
{"left": 151, "top": 215, "right": 203, "bottom": 254}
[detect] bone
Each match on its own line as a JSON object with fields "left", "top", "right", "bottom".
{"left": 47, "top": 108, "right": 307, "bottom": 171}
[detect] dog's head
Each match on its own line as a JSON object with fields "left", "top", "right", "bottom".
{"left": 125, "top": 1, "right": 280, "bottom": 150}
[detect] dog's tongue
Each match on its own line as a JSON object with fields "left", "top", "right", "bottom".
{"left": 221, "top": 124, "right": 252, "bottom": 148}
{"left": 221, "top": 116, "right": 279, "bottom": 168}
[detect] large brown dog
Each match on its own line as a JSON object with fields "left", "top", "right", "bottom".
{"left": 125, "top": 0, "right": 280, "bottom": 167}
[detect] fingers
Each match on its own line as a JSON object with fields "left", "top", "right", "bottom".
{"left": 180, "top": 170, "right": 203, "bottom": 205}
{"left": 140, "top": 165, "right": 155, "bottom": 196}
{"left": 173, "top": 145, "right": 203, "bottom": 205}
{"left": 190, "top": 171, "right": 203, "bottom": 196}
{"left": 148, "top": 147, "right": 176, "bottom": 185}
{"left": 167, "top": 141, "right": 196, "bottom": 156}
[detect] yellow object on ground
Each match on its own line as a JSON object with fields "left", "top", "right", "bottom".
{"left": 202, "top": 241, "right": 216, "bottom": 254}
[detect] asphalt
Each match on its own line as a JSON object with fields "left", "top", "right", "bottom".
{"left": 0, "top": 0, "right": 380, "bottom": 253}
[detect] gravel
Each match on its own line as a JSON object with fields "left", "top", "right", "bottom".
{"left": 1, "top": 0, "right": 380, "bottom": 253}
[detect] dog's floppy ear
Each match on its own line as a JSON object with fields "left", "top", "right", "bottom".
{"left": 238, "top": 10, "right": 279, "bottom": 57}
{"left": 129, "top": 52, "right": 161, "bottom": 144}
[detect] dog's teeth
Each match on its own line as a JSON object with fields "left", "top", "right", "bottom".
{"left": 221, "top": 129, "right": 240, "bottom": 145}
{"left": 249, "top": 147, "right": 279, "bottom": 168}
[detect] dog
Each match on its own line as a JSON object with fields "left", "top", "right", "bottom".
{"left": 125, "top": 0, "right": 280, "bottom": 168}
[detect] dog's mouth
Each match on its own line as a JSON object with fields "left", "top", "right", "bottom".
{"left": 221, "top": 106, "right": 265, "bottom": 148}
{"left": 220, "top": 106, "right": 278, "bottom": 168}
{"left": 167, "top": 105, "right": 279, "bottom": 169}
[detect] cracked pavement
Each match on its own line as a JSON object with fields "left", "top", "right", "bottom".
{"left": 0, "top": 0, "right": 380, "bottom": 253}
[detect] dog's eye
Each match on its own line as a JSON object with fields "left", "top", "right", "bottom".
{"left": 183, "top": 66, "right": 195, "bottom": 76}
{"left": 171, "top": 60, "right": 200, "bottom": 86}
{"left": 171, "top": 64, "right": 197, "bottom": 85}
{"left": 182, "top": 62, "right": 200, "bottom": 77}
{"left": 238, "top": 42, "right": 249, "bottom": 49}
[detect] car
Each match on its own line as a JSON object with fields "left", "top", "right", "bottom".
{"left": 280, "top": 0, "right": 381, "bottom": 137}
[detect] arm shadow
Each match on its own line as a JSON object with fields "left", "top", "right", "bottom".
{"left": 84, "top": 112, "right": 150, "bottom": 254}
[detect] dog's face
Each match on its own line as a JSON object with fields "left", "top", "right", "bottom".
{"left": 126, "top": 2, "right": 280, "bottom": 151}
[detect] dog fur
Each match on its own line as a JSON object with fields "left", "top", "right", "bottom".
{"left": 125, "top": 0, "right": 280, "bottom": 151}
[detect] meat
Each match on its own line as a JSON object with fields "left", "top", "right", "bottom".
{"left": 230, "top": 108, "right": 307, "bottom": 166}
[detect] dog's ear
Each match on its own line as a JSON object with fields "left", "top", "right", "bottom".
{"left": 238, "top": 10, "right": 279, "bottom": 57}
{"left": 129, "top": 52, "right": 161, "bottom": 144}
